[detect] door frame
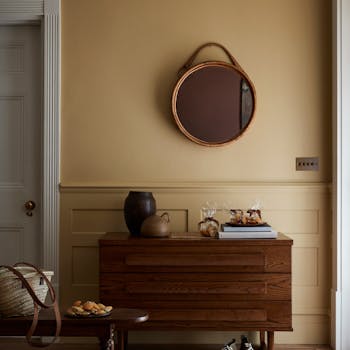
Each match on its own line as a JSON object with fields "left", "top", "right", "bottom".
{"left": 0, "top": 0, "right": 60, "bottom": 287}
{"left": 333, "top": 1, "right": 350, "bottom": 349}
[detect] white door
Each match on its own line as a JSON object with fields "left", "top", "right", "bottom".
{"left": 0, "top": 26, "right": 41, "bottom": 266}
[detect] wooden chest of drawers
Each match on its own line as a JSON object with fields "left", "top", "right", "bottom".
{"left": 99, "top": 232, "right": 292, "bottom": 347}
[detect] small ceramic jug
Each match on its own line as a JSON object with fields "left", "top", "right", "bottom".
{"left": 140, "top": 212, "right": 170, "bottom": 238}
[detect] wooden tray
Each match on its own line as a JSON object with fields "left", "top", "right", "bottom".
{"left": 65, "top": 311, "right": 112, "bottom": 318}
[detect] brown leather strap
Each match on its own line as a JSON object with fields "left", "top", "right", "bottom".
{"left": 25, "top": 302, "right": 40, "bottom": 346}
{"left": 179, "top": 42, "right": 243, "bottom": 75}
{"left": 0, "top": 263, "right": 61, "bottom": 347}
{"left": 14, "top": 262, "right": 57, "bottom": 308}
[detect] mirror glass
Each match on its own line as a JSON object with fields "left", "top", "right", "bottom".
{"left": 172, "top": 62, "right": 255, "bottom": 146}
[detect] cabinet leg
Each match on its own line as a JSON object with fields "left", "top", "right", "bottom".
{"left": 267, "top": 331, "right": 274, "bottom": 350}
{"left": 259, "top": 331, "right": 267, "bottom": 350}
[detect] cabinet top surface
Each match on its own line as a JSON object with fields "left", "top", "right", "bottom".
{"left": 99, "top": 232, "right": 292, "bottom": 246}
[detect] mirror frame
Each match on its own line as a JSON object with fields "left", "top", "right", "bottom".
{"left": 172, "top": 60, "right": 256, "bottom": 147}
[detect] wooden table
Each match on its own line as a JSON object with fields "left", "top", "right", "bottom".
{"left": 0, "top": 308, "right": 148, "bottom": 350}
{"left": 99, "top": 232, "right": 293, "bottom": 350}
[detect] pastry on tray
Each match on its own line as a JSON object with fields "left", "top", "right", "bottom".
{"left": 229, "top": 209, "right": 263, "bottom": 225}
{"left": 66, "top": 300, "right": 113, "bottom": 318}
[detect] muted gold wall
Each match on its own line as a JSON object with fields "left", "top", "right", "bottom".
{"left": 60, "top": 0, "right": 332, "bottom": 346}
{"left": 61, "top": 0, "right": 331, "bottom": 186}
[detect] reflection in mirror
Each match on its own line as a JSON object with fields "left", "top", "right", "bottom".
{"left": 172, "top": 62, "right": 256, "bottom": 146}
{"left": 241, "top": 80, "right": 254, "bottom": 129}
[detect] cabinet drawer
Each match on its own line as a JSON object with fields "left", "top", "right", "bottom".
{"left": 99, "top": 233, "right": 293, "bottom": 331}
{"left": 100, "top": 273, "right": 291, "bottom": 301}
{"left": 100, "top": 245, "right": 291, "bottom": 273}
{"left": 100, "top": 299, "right": 292, "bottom": 330}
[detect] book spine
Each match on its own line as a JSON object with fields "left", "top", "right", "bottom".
{"left": 221, "top": 226, "right": 272, "bottom": 232}
{"left": 217, "top": 231, "right": 277, "bottom": 239}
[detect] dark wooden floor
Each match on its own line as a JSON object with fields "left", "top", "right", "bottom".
{"left": 0, "top": 341, "right": 332, "bottom": 350}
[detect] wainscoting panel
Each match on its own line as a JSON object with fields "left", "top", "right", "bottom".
{"left": 71, "top": 209, "right": 127, "bottom": 233}
{"left": 59, "top": 182, "right": 331, "bottom": 345}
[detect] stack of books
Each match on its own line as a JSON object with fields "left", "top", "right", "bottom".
{"left": 217, "top": 223, "right": 277, "bottom": 239}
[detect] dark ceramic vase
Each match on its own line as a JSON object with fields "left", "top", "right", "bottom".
{"left": 124, "top": 191, "right": 156, "bottom": 236}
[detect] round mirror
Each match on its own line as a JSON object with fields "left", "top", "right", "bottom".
{"left": 172, "top": 61, "right": 256, "bottom": 146}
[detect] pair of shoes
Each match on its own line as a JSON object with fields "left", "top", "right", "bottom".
{"left": 240, "top": 335, "right": 254, "bottom": 350}
{"left": 222, "top": 338, "right": 237, "bottom": 350}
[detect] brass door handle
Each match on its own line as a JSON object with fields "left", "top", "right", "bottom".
{"left": 24, "top": 200, "right": 36, "bottom": 216}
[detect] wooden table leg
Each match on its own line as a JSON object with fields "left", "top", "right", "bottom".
{"left": 99, "top": 337, "right": 113, "bottom": 350}
{"left": 116, "top": 330, "right": 128, "bottom": 350}
{"left": 267, "top": 331, "right": 274, "bottom": 350}
{"left": 124, "top": 331, "right": 128, "bottom": 350}
{"left": 99, "top": 324, "right": 115, "bottom": 350}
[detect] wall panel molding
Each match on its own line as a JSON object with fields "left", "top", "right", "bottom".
{"left": 60, "top": 182, "right": 331, "bottom": 345}
{"left": 60, "top": 181, "right": 332, "bottom": 193}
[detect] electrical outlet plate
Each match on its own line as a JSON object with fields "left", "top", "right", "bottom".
{"left": 296, "top": 157, "right": 319, "bottom": 171}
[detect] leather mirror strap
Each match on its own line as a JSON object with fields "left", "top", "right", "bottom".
{"left": 179, "top": 42, "right": 243, "bottom": 74}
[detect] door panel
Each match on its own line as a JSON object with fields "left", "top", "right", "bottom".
{"left": 0, "top": 96, "right": 24, "bottom": 185}
{"left": 0, "top": 26, "right": 41, "bottom": 266}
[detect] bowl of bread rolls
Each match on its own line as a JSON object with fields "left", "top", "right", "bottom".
{"left": 66, "top": 300, "right": 113, "bottom": 318}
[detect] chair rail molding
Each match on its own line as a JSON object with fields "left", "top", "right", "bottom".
{"left": 0, "top": 0, "right": 61, "bottom": 287}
